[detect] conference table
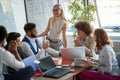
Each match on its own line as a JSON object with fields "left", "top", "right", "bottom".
{"left": 33, "top": 66, "right": 85, "bottom": 80}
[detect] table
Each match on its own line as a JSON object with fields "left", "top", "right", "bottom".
{"left": 34, "top": 66, "right": 85, "bottom": 80}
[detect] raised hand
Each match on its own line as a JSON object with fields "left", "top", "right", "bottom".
{"left": 7, "top": 40, "right": 22, "bottom": 61}
{"left": 74, "top": 37, "right": 83, "bottom": 46}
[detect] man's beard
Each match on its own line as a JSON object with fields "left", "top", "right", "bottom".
{"left": 31, "top": 33, "right": 37, "bottom": 38}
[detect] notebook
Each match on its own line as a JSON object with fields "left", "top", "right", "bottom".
{"left": 23, "top": 55, "right": 38, "bottom": 71}
{"left": 37, "top": 56, "right": 70, "bottom": 78}
{"left": 61, "top": 46, "right": 86, "bottom": 61}
{"left": 53, "top": 59, "right": 72, "bottom": 66}
{"left": 73, "top": 58, "right": 86, "bottom": 67}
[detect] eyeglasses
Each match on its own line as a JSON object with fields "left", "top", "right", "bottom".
{"left": 52, "top": 9, "right": 59, "bottom": 12}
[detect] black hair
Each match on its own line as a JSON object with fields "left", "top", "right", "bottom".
{"left": 7, "top": 32, "right": 21, "bottom": 43}
{"left": 24, "top": 23, "right": 36, "bottom": 33}
{"left": 0, "top": 25, "right": 7, "bottom": 43}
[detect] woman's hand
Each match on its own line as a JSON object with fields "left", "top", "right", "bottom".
{"left": 82, "top": 60, "right": 99, "bottom": 70}
{"left": 74, "top": 37, "right": 83, "bottom": 46}
{"left": 82, "top": 60, "right": 93, "bottom": 68}
{"left": 87, "top": 57, "right": 98, "bottom": 63}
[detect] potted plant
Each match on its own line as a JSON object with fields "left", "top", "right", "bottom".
{"left": 67, "top": 0, "right": 96, "bottom": 39}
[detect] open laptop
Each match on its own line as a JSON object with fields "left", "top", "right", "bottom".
{"left": 61, "top": 46, "right": 86, "bottom": 61}
{"left": 37, "top": 56, "right": 70, "bottom": 78}
{"left": 61, "top": 46, "right": 86, "bottom": 66}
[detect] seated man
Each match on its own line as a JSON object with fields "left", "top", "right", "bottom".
{"left": 20, "top": 23, "right": 61, "bottom": 60}
{"left": 0, "top": 25, "right": 34, "bottom": 80}
{"left": 4, "top": 32, "right": 41, "bottom": 77}
{"left": 4, "top": 32, "right": 28, "bottom": 74}
{"left": 4, "top": 32, "right": 27, "bottom": 60}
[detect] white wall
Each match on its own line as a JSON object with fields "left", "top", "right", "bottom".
{"left": 11, "top": 0, "right": 26, "bottom": 39}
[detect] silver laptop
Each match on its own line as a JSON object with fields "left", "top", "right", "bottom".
{"left": 37, "top": 56, "right": 70, "bottom": 78}
{"left": 61, "top": 46, "right": 86, "bottom": 61}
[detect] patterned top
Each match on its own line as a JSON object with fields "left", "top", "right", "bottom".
{"left": 84, "top": 35, "right": 97, "bottom": 58}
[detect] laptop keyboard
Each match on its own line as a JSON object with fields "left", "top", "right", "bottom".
{"left": 44, "top": 68, "right": 69, "bottom": 77}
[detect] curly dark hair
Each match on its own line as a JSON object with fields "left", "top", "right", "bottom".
{"left": 74, "top": 20, "right": 93, "bottom": 36}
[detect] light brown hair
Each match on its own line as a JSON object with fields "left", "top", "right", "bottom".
{"left": 94, "top": 28, "right": 113, "bottom": 50}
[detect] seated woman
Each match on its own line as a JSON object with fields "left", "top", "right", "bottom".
{"left": 79, "top": 28, "right": 120, "bottom": 80}
{"left": 74, "top": 20, "right": 97, "bottom": 58}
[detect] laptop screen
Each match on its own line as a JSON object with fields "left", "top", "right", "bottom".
{"left": 38, "top": 56, "right": 56, "bottom": 73}
{"left": 61, "top": 46, "right": 86, "bottom": 61}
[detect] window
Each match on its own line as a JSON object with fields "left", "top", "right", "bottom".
{"left": 61, "top": 0, "right": 120, "bottom": 33}
{"left": 96, "top": 0, "right": 120, "bottom": 32}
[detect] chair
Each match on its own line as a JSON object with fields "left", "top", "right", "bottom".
{"left": 116, "top": 53, "right": 120, "bottom": 68}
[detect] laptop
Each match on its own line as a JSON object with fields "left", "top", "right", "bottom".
{"left": 23, "top": 55, "right": 38, "bottom": 71}
{"left": 37, "top": 56, "right": 70, "bottom": 78}
{"left": 61, "top": 46, "right": 86, "bottom": 61}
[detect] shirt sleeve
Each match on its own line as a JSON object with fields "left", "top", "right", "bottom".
{"left": 103, "top": 49, "right": 112, "bottom": 73}
{"left": 46, "top": 47, "right": 60, "bottom": 56}
{"left": 85, "top": 38, "right": 96, "bottom": 57}
{"left": 3, "top": 49, "right": 25, "bottom": 70}
{"left": 36, "top": 38, "right": 60, "bottom": 57}
{"left": 20, "top": 42, "right": 34, "bottom": 56}
{"left": 37, "top": 38, "right": 42, "bottom": 49}
{"left": 99, "top": 48, "right": 112, "bottom": 73}
{"left": 36, "top": 48, "right": 45, "bottom": 60}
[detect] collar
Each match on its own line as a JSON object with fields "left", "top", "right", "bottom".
{"left": 25, "top": 35, "right": 36, "bottom": 42}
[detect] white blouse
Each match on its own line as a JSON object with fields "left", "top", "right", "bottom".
{"left": 98, "top": 44, "right": 120, "bottom": 76}
{"left": 49, "top": 17, "right": 66, "bottom": 40}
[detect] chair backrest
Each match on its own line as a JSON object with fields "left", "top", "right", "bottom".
{"left": 116, "top": 53, "right": 120, "bottom": 68}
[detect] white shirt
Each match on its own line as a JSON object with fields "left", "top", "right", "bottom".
{"left": 98, "top": 44, "right": 119, "bottom": 76}
{"left": 20, "top": 35, "right": 60, "bottom": 59}
{"left": 0, "top": 47, "right": 25, "bottom": 80}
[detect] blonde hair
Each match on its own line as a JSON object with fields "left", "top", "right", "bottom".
{"left": 53, "top": 4, "right": 66, "bottom": 21}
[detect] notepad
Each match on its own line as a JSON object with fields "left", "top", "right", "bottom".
{"left": 23, "top": 55, "right": 38, "bottom": 71}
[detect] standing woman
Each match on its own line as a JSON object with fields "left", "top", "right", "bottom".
{"left": 80, "top": 28, "right": 120, "bottom": 80}
{"left": 38, "top": 4, "right": 67, "bottom": 51}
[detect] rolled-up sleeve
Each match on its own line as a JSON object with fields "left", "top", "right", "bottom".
{"left": 3, "top": 50, "right": 25, "bottom": 70}
{"left": 20, "top": 42, "right": 33, "bottom": 56}
{"left": 103, "top": 49, "right": 112, "bottom": 73}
